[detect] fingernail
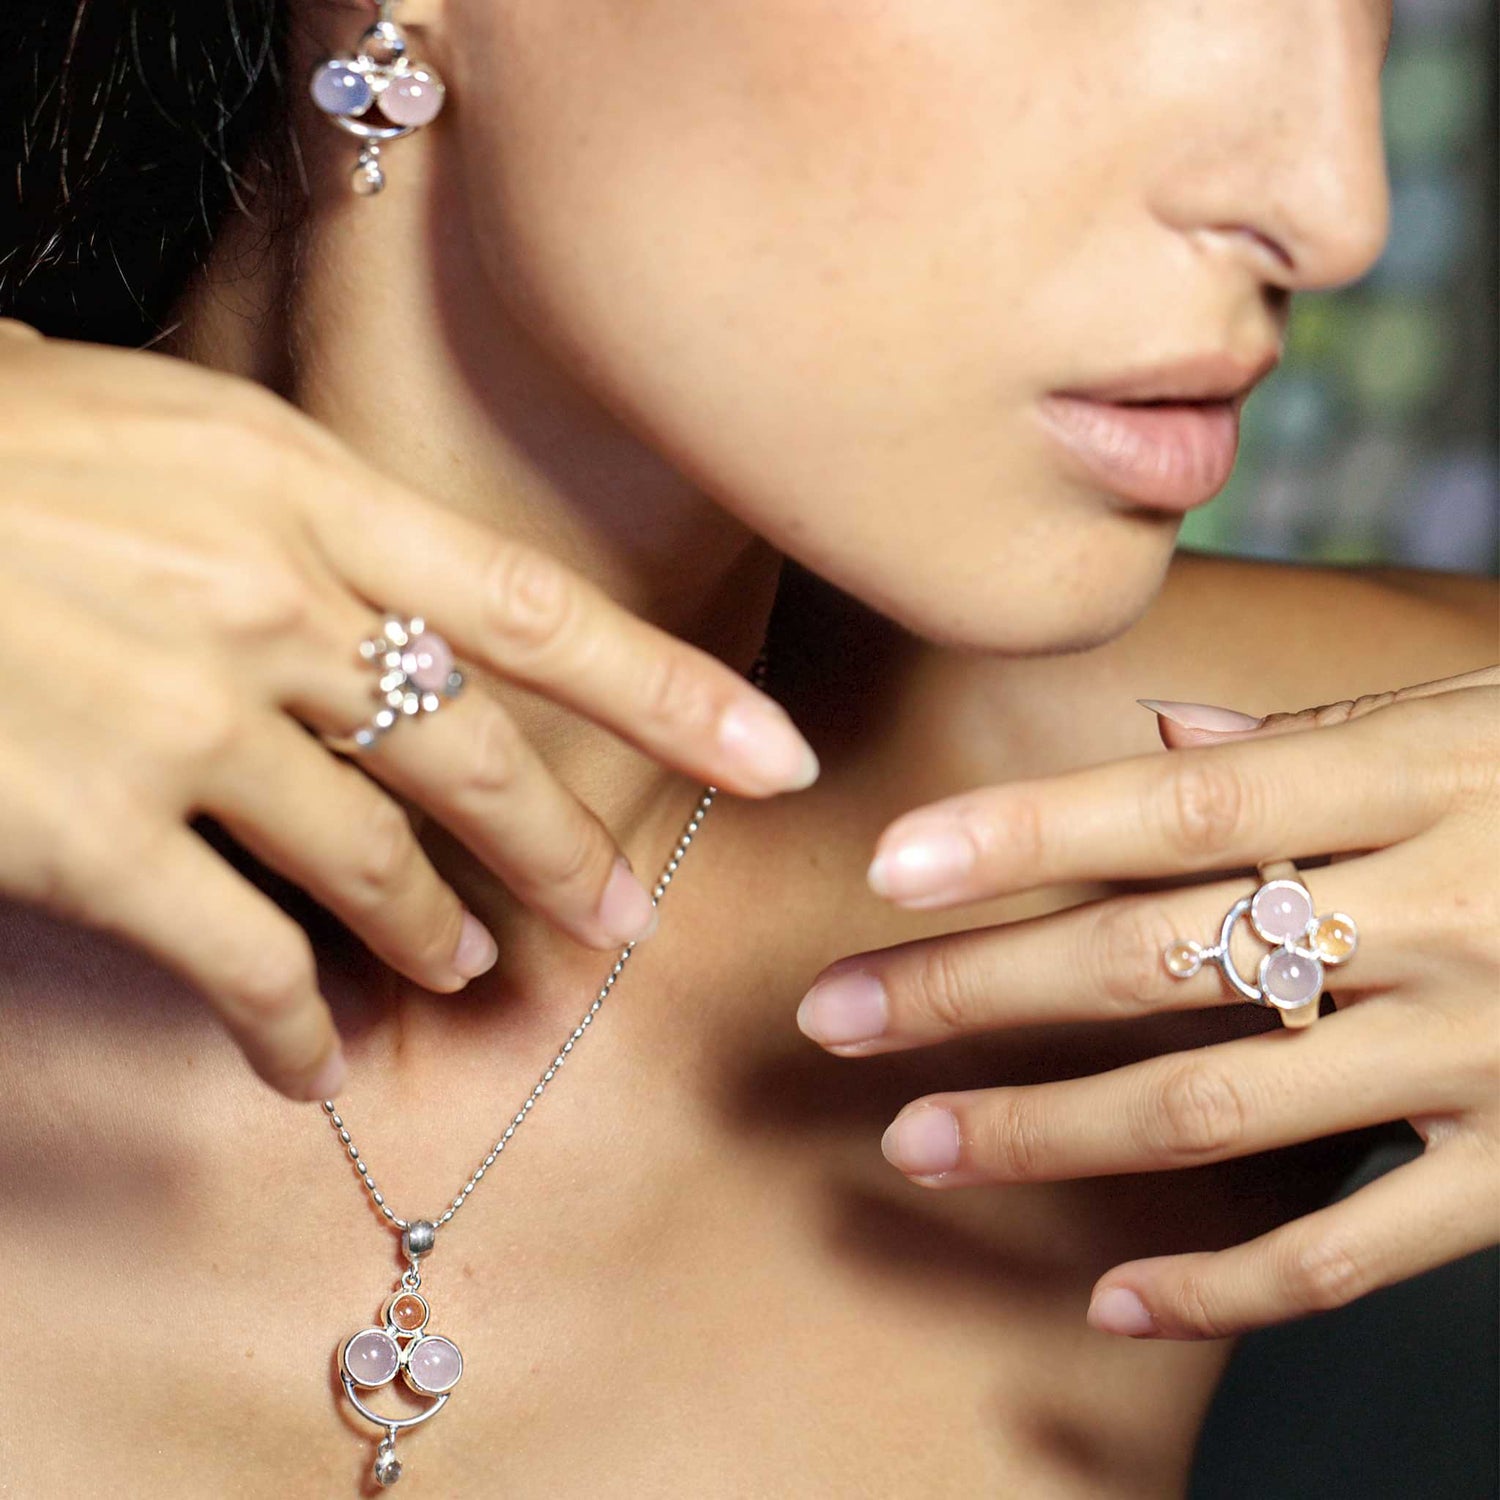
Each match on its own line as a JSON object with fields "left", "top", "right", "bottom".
{"left": 718, "top": 700, "right": 820, "bottom": 792}
{"left": 597, "top": 857, "right": 657, "bottom": 944}
{"left": 1087, "top": 1286, "right": 1157, "bottom": 1337}
{"left": 797, "top": 970, "right": 888, "bottom": 1047}
{"left": 453, "top": 912, "right": 499, "bottom": 979}
{"left": 1137, "top": 698, "right": 1263, "bottom": 732}
{"left": 867, "top": 827, "right": 974, "bottom": 904}
{"left": 881, "top": 1105, "right": 960, "bottom": 1176}
{"left": 306, "top": 1048, "right": 348, "bottom": 1103}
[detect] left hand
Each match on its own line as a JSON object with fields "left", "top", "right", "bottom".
{"left": 795, "top": 666, "right": 1500, "bottom": 1339}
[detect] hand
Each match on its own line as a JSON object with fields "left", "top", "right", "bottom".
{"left": 0, "top": 325, "right": 816, "bottom": 1100}
{"left": 795, "top": 665, "right": 1499, "bottom": 1339}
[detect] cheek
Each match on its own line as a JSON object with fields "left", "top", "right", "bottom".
{"left": 444, "top": 0, "right": 1172, "bottom": 651}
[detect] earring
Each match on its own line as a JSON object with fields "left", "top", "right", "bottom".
{"left": 309, "top": 0, "right": 447, "bottom": 196}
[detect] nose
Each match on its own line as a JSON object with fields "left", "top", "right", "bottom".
{"left": 1152, "top": 1, "right": 1391, "bottom": 294}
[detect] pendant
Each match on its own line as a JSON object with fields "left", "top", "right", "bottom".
{"left": 338, "top": 1265, "right": 464, "bottom": 1487}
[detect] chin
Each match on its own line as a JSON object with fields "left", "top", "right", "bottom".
{"left": 790, "top": 492, "right": 1181, "bottom": 658}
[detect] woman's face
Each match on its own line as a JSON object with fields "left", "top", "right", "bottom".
{"left": 439, "top": 0, "right": 1391, "bottom": 652}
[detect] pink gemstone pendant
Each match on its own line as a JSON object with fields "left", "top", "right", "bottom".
{"left": 338, "top": 1282, "right": 464, "bottom": 1487}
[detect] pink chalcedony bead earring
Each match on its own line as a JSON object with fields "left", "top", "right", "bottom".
{"left": 309, "top": 0, "right": 446, "bottom": 195}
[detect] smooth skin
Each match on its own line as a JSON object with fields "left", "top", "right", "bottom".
{"left": 3, "top": 0, "right": 1497, "bottom": 1492}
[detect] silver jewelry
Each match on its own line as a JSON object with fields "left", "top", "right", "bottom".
{"left": 348, "top": 613, "right": 465, "bottom": 752}
{"left": 323, "top": 653, "right": 767, "bottom": 1487}
{"left": 309, "top": 0, "right": 447, "bottom": 196}
{"left": 1162, "top": 863, "right": 1357, "bottom": 1030}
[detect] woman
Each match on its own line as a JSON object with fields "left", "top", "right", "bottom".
{"left": 1, "top": 0, "right": 1494, "bottom": 1494}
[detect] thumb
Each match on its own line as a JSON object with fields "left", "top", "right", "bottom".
{"left": 1138, "top": 664, "right": 1500, "bottom": 750}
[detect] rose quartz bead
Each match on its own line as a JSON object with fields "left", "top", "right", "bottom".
{"left": 382, "top": 69, "right": 445, "bottom": 127}
{"left": 405, "top": 1335, "right": 463, "bottom": 1394}
{"left": 403, "top": 631, "right": 453, "bottom": 692}
{"left": 1262, "top": 949, "right": 1323, "bottom": 1008}
{"left": 344, "top": 1328, "right": 400, "bottom": 1386}
{"left": 1250, "top": 881, "right": 1314, "bottom": 944}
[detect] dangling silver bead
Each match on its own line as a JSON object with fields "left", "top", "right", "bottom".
{"left": 351, "top": 148, "right": 386, "bottom": 196}
{"left": 374, "top": 1435, "right": 403, "bottom": 1487}
{"left": 401, "top": 1219, "right": 437, "bottom": 1260}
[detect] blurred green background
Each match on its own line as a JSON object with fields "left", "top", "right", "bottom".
{"left": 1180, "top": 0, "right": 1498, "bottom": 575}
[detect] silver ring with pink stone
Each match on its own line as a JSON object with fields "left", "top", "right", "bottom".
{"left": 349, "top": 614, "right": 465, "bottom": 751}
{"left": 308, "top": 0, "right": 446, "bottom": 196}
{"left": 1161, "top": 861, "right": 1357, "bottom": 1030}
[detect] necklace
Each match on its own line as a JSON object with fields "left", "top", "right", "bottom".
{"left": 320, "top": 654, "right": 764, "bottom": 1489}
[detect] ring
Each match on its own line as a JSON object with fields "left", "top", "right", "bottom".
{"left": 1161, "top": 858, "right": 1358, "bottom": 1029}
{"left": 346, "top": 613, "right": 465, "bottom": 751}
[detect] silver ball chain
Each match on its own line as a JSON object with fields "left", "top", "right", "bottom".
{"left": 320, "top": 652, "right": 766, "bottom": 1239}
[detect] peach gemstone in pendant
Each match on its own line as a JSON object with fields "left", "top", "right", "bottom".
{"left": 1313, "top": 913, "right": 1358, "bottom": 964}
{"left": 389, "top": 1293, "right": 428, "bottom": 1332}
{"left": 1163, "top": 939, "right": 1202, "bottom": 978}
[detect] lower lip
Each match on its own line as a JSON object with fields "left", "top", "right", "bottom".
{"left": 1036, "top": 395, "right": 1242, "bottom": 512}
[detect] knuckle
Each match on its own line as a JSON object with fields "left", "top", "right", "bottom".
{"left": 1284, "top": 1233, "right": 1368, "bottom": 1313}
{"left": 462, "top": 708, "right": 526, "bottom": 799}
{"left": 538, "top": 814, "right": 608, "bottom": 896}
{"left": 1158, "top": 755, "right": 1251, "bottom": 862}
{"left": 1090, "top": 900, "right": 1183, "bottom": 1014}
{"left": 903, "top": 942, "right": 980, "bottom": 1034}
{"left": 1148, "top": 1061, "right": 1248, "bottom": 1159}
{"left": 138, "top": 667, "right": 244, "bottom": 769}
{"left": 481, "top": 542, "right": 577, "bottom": 655}
{"left": 972, "top": 1092, "right": 1048, "bottom": 1180}
{"left": 224, "top": 933, "right": 318, "bottom": 1024}
{"left": 637, "top": 650, "right": 717, "bottom": 737}
{"left": 1172, "top": 1271, "right": 1232, "bottom": 1339}
{"left": 343, "top": 796, "right": 418, "bottom": 907}
{"left": 1311, "top": 698, "right": 1359, "bottom": 728}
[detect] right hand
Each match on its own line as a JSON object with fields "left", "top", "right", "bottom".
{"left": 0, "top": 323, "right": 817, "bottom": 1100}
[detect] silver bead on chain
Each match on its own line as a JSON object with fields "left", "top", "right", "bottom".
{"left": 321, "top": 652, "right": 768, "bottom": 1239}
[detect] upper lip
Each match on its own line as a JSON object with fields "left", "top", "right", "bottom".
{"left": 1051, "top": 349, "right": 1281, "bottom": 407}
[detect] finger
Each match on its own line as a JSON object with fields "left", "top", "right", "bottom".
{"left": 69, "top": 817, "right": 346, "bottom": 1101}
{"left": 1085, "top": 1133, "right": 1495, "bottom": 1339}
{"left": 201, "top": 710, "right": 500, "bottom": 991}
{"left": 876, "top": 999, "right": 1470, "bottom": 1186}
{"left": 866, "top": 694, "right": 1453, "bottom": 908}
{"left": 798, "top": 849, "right": 1406, "bottom": 1053}
{"left": 302, "top": 483, "right": 817, "bottom": 796}
{"left": 1142, "top": 665, "right": 1500, "bottom": 749}
{"left": 328, "top": 689, "right": 661, "bottom": 950}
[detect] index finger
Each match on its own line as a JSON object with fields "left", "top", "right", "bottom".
{"left": 867, "top": 694, "right": 1456, "bottom": 907}
{"left": 305, "top": 478, "right": 817, "bottom": 797}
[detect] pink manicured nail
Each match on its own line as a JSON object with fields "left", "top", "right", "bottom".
{"left": 867, "top": 827, "right": 974, "bottom": 904}
{"left": 796, "top": 971, "right": 888, "bottom": 1046}
{"left": 596, "top": 857, "right": 657, "bottom": 944}
{"left": 1087, "top": 1286, "right": 1157, "bottom": 1336}
{"left": 306, "top": 1048, "right": 348, "bottom": 1102}
{"left": 453, "top": 912, "right": 499, "bottom": 979}
{"left": 718, "top": 700, "right": 820, "bottom": 792}
{"left": 1137, "top": 698, "right": 1263, "bottom": 732}
{"left": 881, "top": 1105, "right": 961, "bottom": 1176}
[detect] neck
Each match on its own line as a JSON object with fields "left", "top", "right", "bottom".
{"left": 165, "top": 136, "right": 783, "bottom": 1043}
